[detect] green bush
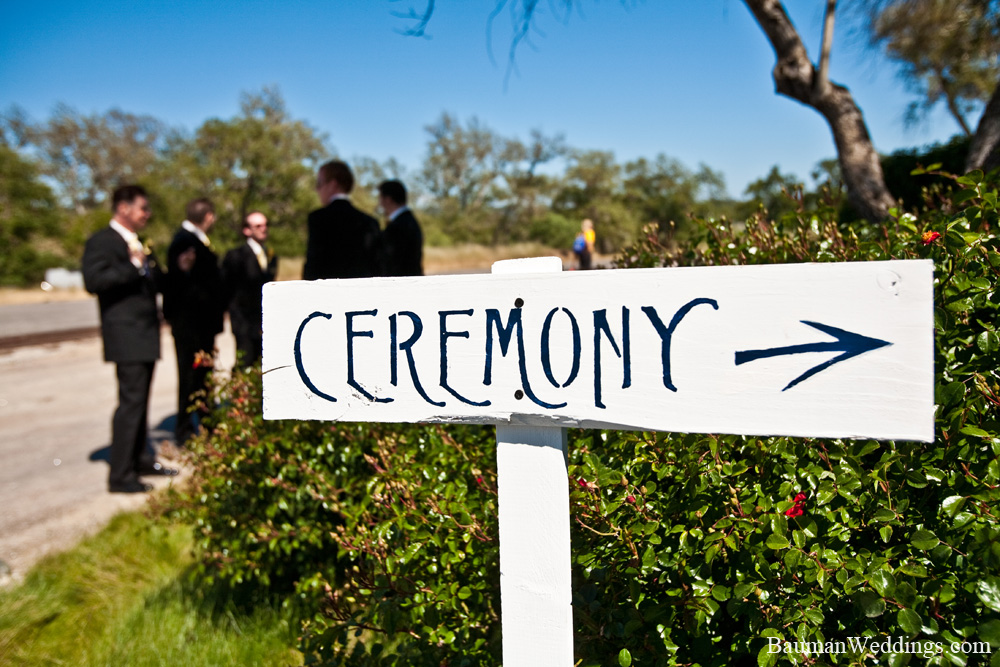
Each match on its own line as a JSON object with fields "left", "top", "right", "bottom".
{"left": 173, "top": 170, "right": 999, "bottom": 665}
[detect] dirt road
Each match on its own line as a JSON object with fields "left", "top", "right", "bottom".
{"left": 0, "top": 326, "right": 235, "bottom": 584}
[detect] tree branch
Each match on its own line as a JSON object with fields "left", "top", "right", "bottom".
{"left": 743, "top": 0, "right": 895, "bottom": 220}
{"left": 817, "top": 0, "right": 837, "bottom": 96}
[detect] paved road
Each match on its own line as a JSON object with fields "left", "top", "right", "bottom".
{"left": 0, "top": 318, "right": 236, "bottom": 584}
{"left": 0, "top": 298, "right": 99, "bottom": 338}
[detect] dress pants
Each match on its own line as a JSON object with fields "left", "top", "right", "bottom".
{"left": 173, "top": 331, "right": 215, "bottom": 446}
{"left": 110, "top": 361, "right": 156, "bottom": 488}
{"left": 233, "top": 321, "right": 263, "bottom": 367}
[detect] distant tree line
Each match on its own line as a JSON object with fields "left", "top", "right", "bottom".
{"left": 0, "top": 86, "right": 967, "bottom": 286}
{"left": 402, "top": 0, "right": 1000, "bottom": 222}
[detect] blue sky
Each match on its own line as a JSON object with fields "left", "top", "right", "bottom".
{"left": 1, "top": 0, "right": 964, "bottom": 198}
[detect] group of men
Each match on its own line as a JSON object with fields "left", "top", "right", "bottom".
{"left": 82, "top": 160, "right": 423, "bottom": 494}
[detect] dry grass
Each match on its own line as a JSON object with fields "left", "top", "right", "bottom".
{"left": 0, "top": 287, "right": 91, "bottom": 306}
{"left": 277, "top": 243, "right": 574, "bottom": 279}
{"left": 424, "top": 243, "right": 571, "bottom": 274}
{"left": 0, "top": 244, "right": 589, "bottom": 305}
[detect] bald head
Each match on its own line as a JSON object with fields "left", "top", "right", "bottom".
{"left": 243, "top": 211, "right": 269, "bottom": 243}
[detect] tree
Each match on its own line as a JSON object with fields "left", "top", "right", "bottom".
{"left": 0, "top": 146, "right": 64, "bottom": 285}
{"left": 552, "top": 150, "right": 642, "bottom": 252}
{"left": 621, "top": 155, "right": 730, "bottom": 240}
{"left": 0, "top": 104, "right": 169, "bottom": 213}
{"left": 161, "top": 87, "right": 328, "bottom": 255}
{"left": 494, "top": 129, "right": 569, "bottom": 244}
{"left": 867, "top": 0, "right": 1000, "bottom": 137}
{"left": 740, "top": 164, "right": 803, "bottom": 219}
{"left": 396, "top": 0, "right": 899, "bottom": 221}
{"left": 743, "top": 0, "right": 896, "bottom": 221}
{"left": 418, "top": 113, "right": 519, "bottom": 243}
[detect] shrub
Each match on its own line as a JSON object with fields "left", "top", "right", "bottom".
{"left": 173, "top": 170, "right": 999, "bottom": 665}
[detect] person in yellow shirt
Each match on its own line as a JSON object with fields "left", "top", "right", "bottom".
{"left": 573, "top": 218, "right": 596, "bottom": 270}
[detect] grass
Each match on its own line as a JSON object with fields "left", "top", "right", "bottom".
{"left": 0, "top": 511, "right": 301, "bottom": 667}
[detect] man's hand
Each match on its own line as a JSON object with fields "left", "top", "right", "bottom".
{"left": 128, "top": 245, "right": 146, "bottom": 267}
{"left": 177, "top": 247, "right": 197, "bottom": 272}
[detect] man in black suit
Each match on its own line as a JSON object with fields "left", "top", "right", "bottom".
{"left": 222, "top": 211, "right": 278, "bottom": 366}
{"left": 164, "top": 198, "right": 226, "bottom": 446}
{"left": 377, "top": 180, "right": 424, "bottom": 277}
{"left": 82, "top": 184, "right": 179, "bottom": 493}
{"left": 303, "top": 160, "right": 380, "bottom": 280}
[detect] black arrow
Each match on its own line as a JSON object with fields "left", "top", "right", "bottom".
{"left": 735, "top": 321, "right": 892, "bottom": 391}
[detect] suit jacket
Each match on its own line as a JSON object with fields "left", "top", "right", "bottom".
{"left": 163, "top": 227, "right": 225, "bottom": 341}
{"left": 82, "top": 226, "right": 162, "bottom": 363}
{"left": 380, "top": 208, "right": 424, "bottom": 277}
{"left": 303, "top": 199, "right": 380, "bottom": 280}
{"left": 222, "top": 242, "right": 278, "bottom": 339}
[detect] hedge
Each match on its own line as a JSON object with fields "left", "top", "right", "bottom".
{"left": 171, "top": 169, "right": 999, "bottom": 666}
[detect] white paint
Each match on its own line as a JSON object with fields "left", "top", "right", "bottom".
{"left": 493, "top": 257, "right": 573, "bottom": 667}
{"left": 263, "top": 260, "right": 934, "bottom": 442}
{"left": 496, "top": 424, "right": 572, "bottom": 666}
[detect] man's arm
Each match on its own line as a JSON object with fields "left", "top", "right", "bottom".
{"left": 221, "top": 248, "right": 244, "bottom": 303}
{"left": 303, "top": 213, "right": 318, "bottom": 280}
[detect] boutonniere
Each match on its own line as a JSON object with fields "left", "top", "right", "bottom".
{"left": 142, "top": 240, "right": 154, "bottom": 256}
{"left": 266, "top": 247, "right": 275, "bottom": 260}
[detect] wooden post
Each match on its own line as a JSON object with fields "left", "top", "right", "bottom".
{"left": 492, "top": 257, "right": 573, "bottom": 666}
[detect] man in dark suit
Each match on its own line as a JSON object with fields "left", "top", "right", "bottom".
{"left": 164, "top": 198, "right": 226, "bottom": 446}
{"left": 82, "top": 184, "right": 179, "bottom": 493}
{"left": 222, "top": 211, "right": 278, "bottom": 366}
{"left": 377, "top": 180, "right": 424, "bottom": 276}
{"left": 303, "top": 160, "right": 380, "bottom": 280}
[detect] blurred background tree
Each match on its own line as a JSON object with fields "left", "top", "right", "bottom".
{"left": 0, "top": 146, "right": 65, "bottom": 286}
{"left": 866, "top": 0, "right": 1000, "bottom": 137}
{"left": 157, "top": 87, "right": 329, "bottom": 257}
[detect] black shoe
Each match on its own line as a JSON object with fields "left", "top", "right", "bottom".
{"left": 109, "top": 480, "right": 153, "bottom": 494}
{"left": 137, "top": 462, "right": 179, "bottom": 477}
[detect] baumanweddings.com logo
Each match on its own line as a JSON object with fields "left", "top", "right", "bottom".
{"left": 767, "top": 636, "right": 993, "bottom": 658}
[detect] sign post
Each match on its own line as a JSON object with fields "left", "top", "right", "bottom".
{"left": 263, "top": 258, "right": 934, "bottom": 666}
{"left": 493, "top": 258, "right": 573, "bottom": 665}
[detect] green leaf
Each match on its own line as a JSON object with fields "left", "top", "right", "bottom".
{"left": 869, "top": 570, "right": 896, "bottom": 597}
{"left": 887, "top": 653, "right": 912, "bottom": 667}
{"left": 977, "top": 577, "right": 1000, "bottom": 612}
{"left": 854, "top": 590, "right": 886, "bottom": 617}
{"left": 758, "top": 644, "right": 779, "bottom": 667}
{"left": 940, "top": 381, "right": 966, "bottom": 409}
{"left": 766, "top": 534, "right": 790, "bottom": 550}
{"left": 979, "top": 619, "right": 1000, "bottom": 647}
{"left": 960, "top": 426, "right": 992, "bottom": 439}
{"left": 898, "top": 608, "right": 922, "bottom": 635}
{"left": 880, "top": 526, "right": 893, "bottom": 543}
{"left": 618, "top": 648, "right": 632, "bottom": 667}
{"left": 895, "top": 582, "right": 918, "bottom": 607}
{"left": 910, "top": 529, "right": 940, "bottom": 550}
{"left": 941, "top": 495, "right": 966, "bottom": 518}
{"left": 712, "top": 585, "right": 731, "bottom": 601}
{"left": 898, "top": 561, "right": 928, "bottom": 578}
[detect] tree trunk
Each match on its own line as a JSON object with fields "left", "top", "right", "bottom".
{"left": 966, "top": 74, "right": 1000, "bottom": 172}
{"left": 743, "top": 0, "right": 896, "bottom": 221}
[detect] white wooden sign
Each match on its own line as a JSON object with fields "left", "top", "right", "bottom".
{"left": 263, "top": 257, "right": 934, "bottom": 666}
{"left": 263, "top": 259, "right": 934, "bottom": 442}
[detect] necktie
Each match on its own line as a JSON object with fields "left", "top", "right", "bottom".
{"left": 127, "top": 237, "right": 146, "bottom": 272}
{"left": 254, "top": 245, "right": 267, "bottom": 271}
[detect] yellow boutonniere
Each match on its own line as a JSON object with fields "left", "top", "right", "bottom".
{"left": 266, "top": 247, "right": 275, "bottom": 260}
{"left": 142, "top": 240, "right": 154, "bottom": 256}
